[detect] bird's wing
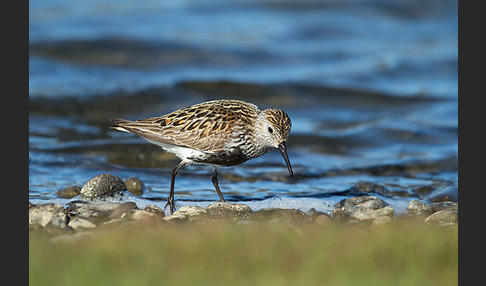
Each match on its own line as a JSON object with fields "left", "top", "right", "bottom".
{"left": 111, "top": 100, "right": 258, "bottom": 153}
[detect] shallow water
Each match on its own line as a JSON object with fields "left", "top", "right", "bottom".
{"left": 29, "top": 0, "right": 458, "bottom": 214}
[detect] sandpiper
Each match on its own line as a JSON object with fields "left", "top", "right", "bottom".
{"left": 111, "top": 99, "right": 293, "bottom": 213}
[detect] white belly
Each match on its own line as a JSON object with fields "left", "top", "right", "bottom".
{"left": 145, "top": 139, "right": 206, "bottom": 163}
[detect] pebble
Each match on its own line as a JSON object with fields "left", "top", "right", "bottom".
{"left": 29, "top": 203, "right": 68, "bottom": 229}
{"left": 123, "top": 209, "right": 163, "bottom": 222}
{"left": 332, "top": 195, "right": 394, "bottom": 223}
{"left": 308, "top": 208, "right": 333, "bottom": 225}
{"left": 124, "top": 177, "right": 145, "bottom": 196}
{"left": 424, "top": 209, "right": 458, "bottom": 225}
{"left": 172, "top": 206, "right": 207, "bottom": 220}
{"left": 29, "top": 193, "right": 458, "bottom": 238}
{"left": 56, "top": 186, "right": 81, "bottom": 199}
{"left": 313, "top": 214, "right": 333, "bottom": 226}
{"left": 163, "top": 212, "right": 189, "bottom": 223}
{"left": 206, "top": 202, "right": 253, "bottom": 219}
{"left": 80, "top": 174, "right": 127, "bottom": 199}
{"left": 144, "top": 204, "right": 165, "bottom": 215}
{"left": 109, "top": 202, "right": 138, "bottom": 220}
{"left": 406, "top": 200, "right": 458, "bottom": 223}
{"left": 68, "top": 217, "right": 97, "bottom": 230}
{"left": 66, "top": 201, "right": 122, "bottom": 224}
{"left": 406, "top": 200, "right": 433, "bottom": 217}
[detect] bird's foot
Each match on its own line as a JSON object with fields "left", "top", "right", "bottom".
{"left": 164, "top": 196, "right": 176, "bottom": 214}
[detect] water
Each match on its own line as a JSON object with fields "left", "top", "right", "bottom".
{"left": 29, "top": 0, "right": 458, "bottom": 214}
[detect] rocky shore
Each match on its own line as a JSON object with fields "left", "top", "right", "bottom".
{"left": 29, "top": 174, "right": 458, "bottom": 241}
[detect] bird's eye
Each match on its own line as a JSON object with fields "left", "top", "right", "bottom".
{"left": 268, "top": 127, "right": 273, "bottom": 133}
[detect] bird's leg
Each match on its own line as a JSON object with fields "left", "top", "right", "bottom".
{"left": 211, "top": 167, "right": 226, "bottom": 202}
{"left": 165, "top": 161, "right": 187, "bottom": 214}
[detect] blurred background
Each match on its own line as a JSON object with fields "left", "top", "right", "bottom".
{"left": 29, "top": 0, "right": 458, "bottom": 213}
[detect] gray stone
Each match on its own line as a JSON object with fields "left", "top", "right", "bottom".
{"left": 109, "top": 202, "right": 138, "bottom": 220}
{"left": 163, "top": 212, "right": 189, "bottom": 222}
{"left": 424, "top": 209, "right": 458, "bottom": 224}
{"left": 144, "top": 204, "right": 165, "bottom": 215}
{"left": 123, "top": 209, "right": 164, "bottom": 223}
{"left": 80, "top": 174, "right": 126, "bottom": 199}
{"left": 335, "top": 196, "right": 388, "bottom": 209}
{"left": 66, "top": 201, "right": 121, "bottom": 224}
{"left": 206, "top": 202, "right": 252, "bottom": 219}
{"left": 172, "top": 206, "right": 207, "bottom": 220}
{"left": 309, "top": 208, "right": 333, "bottom": 225}
{"left": 29, "top": 203, "right": 68, "bottom": 229}
{"left": 332, "top": 196, "right": 394, "bottom": 223}
{"left": 68, "top": 217, "right": 97, "bottom": 230}
{"left": 124, "top": 177, "right": 145, "bottom": 196}
{"left": 313, "top": 214, "right": 333, "bottom": 225}
{"left": 406, "top": 200, "right": 433, "bottom": 217}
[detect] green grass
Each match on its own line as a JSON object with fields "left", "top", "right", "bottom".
{"left": 29, "top": 221, "right": 457, "bottom": 286}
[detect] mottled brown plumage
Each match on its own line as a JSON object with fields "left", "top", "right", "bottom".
{"left": 111, "top": 99, "right": 293, "bottom": 213}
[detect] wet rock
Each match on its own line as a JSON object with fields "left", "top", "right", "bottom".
{"left": 56, "top": 186, "right": 81, "bottom": 199}
{"left": 66, "top": 201, "right": 121, "bottom": 224}
{"left": 406, "top": 200, "right": 458, "bottom": 221}
{"left": 314, "top": 214, "right": 333, "bottom": 225}
{"left": 144, "top": 204, "right": 165, "bottom": 216}
{"left": 123, "top": 209, "right": 164, "bottom": 223}
{"left": 424, "top": 209, "right": 458, "bottom": 225}
{"left": 163, "top": 212, "right": 189, "bottom": 223}
{"left": 308, "top": 208, "right": 333, "bottom": 225}
{"left": 252, "top": 208, "right": 308, "bottom": 224}
{"left": 124, "top": 177, "right": 145, "bottom": 196}
{"left": 332, "top": 196, "right": 394, "bottom": 223}
{"left": 29, "top": 203, "right": 68, "bottom": 229}
{"left": 68, "top": 217, "right": 97, "bottom": 230}
{"left": 206, "top": 202, "right": 252, "bottom": 219}
{"left": 80, "top": 174, "right": 126, "bottom": 199}
{"left": 171, "top": 206, "right": 207, "bottom": 221}
{"left": 109, "top": 202, "right": 138, "bottom": 220}
{"left": 406, "top": 200, "right": 433, "bottom": 217}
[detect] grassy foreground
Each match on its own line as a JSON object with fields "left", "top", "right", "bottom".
{"left": 30, "top": 221, "right": 457, "bottom": 286}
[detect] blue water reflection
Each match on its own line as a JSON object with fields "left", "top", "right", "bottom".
{"left": 29, "top": 0, "right": 458, "bottom": 211}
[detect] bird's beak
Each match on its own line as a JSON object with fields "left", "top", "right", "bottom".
{"left": 278, "top": 141, "right": 293, "bottom": 177}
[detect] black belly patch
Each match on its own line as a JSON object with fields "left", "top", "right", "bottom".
{"left": 189, "top": 148, "right": 248, "bottom": 166}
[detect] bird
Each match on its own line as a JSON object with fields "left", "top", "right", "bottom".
{"left": 111, "top": 99, "right": 293, "bottom": 214}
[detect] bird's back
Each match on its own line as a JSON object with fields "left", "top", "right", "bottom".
{"left": 112, "top": 99, "right": 260, "bottom": 155}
